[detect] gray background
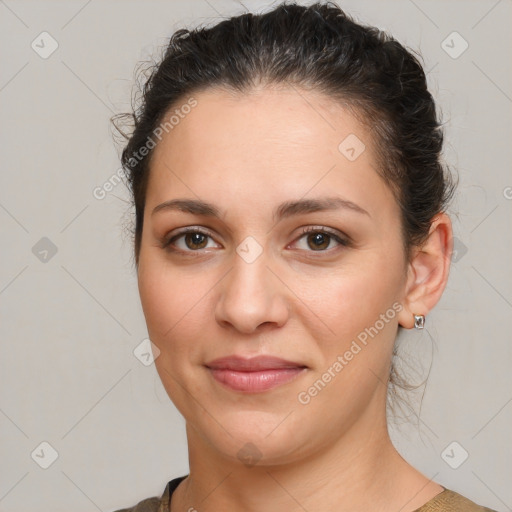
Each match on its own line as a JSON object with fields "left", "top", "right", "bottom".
{"left": 1, "top": 0, "right": 511, "bottom": 511}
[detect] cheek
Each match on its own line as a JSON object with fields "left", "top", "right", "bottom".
{"left": 137, "top": 254, "right": 210, "bottom": 345}
{"left": 293, "top": 260, "right": 402, "bottom": 424}
{"left": 299, "top": 252, "right": 403, "bottom": 343}
{"left": 138, "top": 265, "right": 176, "bottom": 339}
{"left": 137, "top": 256, "right": 213, "bottom": 406}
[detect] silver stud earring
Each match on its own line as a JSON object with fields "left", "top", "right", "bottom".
{"left": 413, "top": 314, "right": 425, "bottom": 330}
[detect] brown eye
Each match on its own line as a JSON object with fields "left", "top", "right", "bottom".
{"left": 163, "top": 228, "right": 219, "bottom": 253}
{"left": 292, "top": 226, "right": 350, "bottom": 253}
{"left": 306, "top": 232, "right": 331, "bottom": 250}
{"left": 184, "top": 232, "right": 208, "bottom": 250}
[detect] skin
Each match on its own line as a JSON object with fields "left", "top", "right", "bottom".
{"left": 136, "top": 84, "right": 453, "bottom": 512}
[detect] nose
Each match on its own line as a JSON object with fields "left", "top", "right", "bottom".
{"left": 215, "top": 251, "right": 290, "bottom": 334}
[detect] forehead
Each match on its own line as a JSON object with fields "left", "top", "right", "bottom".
{"left": 153, "top": 84, "right": 371, "bottom": 161}
{"left": 146, "top": 85, "right": 396, "bottom": 221}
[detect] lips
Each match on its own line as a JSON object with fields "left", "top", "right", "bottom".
{"left": 205, "top": 355, "right": 307, "bottom": 393}
{"left": 205, "top": 355, "right": 307, "bottom": 371}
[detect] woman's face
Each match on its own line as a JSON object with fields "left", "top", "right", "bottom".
{"left": 137, "top": 85, "right": 410, "bottom": 465}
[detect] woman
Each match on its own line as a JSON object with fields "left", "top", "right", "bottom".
{"left": 112, "top": 2, "right": 497, "bottom": 511}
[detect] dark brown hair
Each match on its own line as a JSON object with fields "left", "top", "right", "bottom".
{"left": 114, "top": 0, "right": 455, "bottom": 266}
{"left": 113, "top": 1, "right": 456, "bottom": 417}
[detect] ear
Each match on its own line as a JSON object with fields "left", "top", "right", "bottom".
{"left": 397, "top": 212, "right": 453, "bottom": 329}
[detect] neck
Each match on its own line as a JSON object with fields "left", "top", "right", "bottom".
{"left": 171, "top": 396, "right": 442, "bottom": 512}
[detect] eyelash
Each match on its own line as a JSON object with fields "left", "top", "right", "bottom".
{"left": 161, "top": 226, "right": 351, "bottom": 256}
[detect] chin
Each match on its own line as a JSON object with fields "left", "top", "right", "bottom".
{"left": 193, "top": 409, "right": 315, "bottom": 467}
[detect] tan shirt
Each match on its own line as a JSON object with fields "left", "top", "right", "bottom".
{"left": 113, "top": 476, "right": 498, "bottom": 512}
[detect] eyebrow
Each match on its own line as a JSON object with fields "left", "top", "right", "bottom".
{"left": 151, "top": 196, "right": 370, "bottom": 221}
